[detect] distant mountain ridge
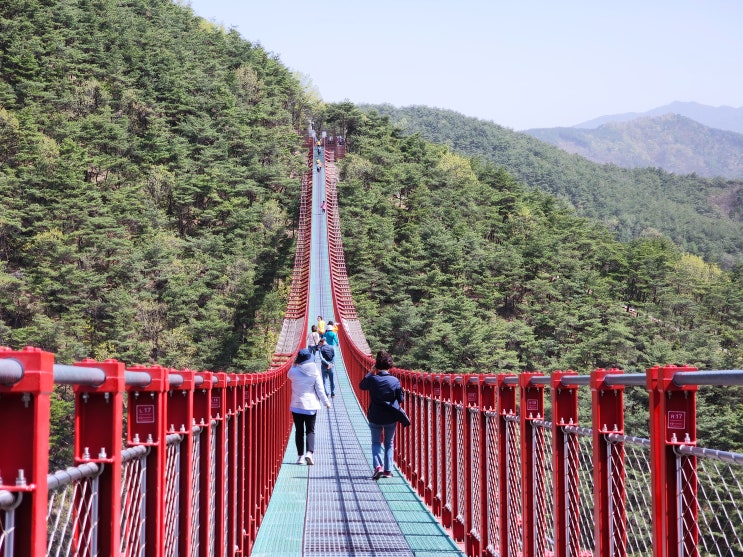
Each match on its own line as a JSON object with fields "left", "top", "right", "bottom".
{"left": 360, "top": 103, "right": 743, "bottom": 267}
{"left": 573, "top": 101, "right": 743, "bottom": 134}
{"left": 525, "top": 114, "right": 743, "bottom": 179}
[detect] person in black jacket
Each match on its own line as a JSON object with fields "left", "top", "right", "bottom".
{"left": 359, "top": 351, "right": 403, "bottom": 479}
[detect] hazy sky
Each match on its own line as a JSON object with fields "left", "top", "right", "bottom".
{"left": 185, "top": 0, "right": 741, "bottom": 130}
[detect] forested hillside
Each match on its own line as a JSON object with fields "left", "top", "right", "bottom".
{"left": 324, "top": 103, "right": 743, "bottom": 445}
{"left": 3, "top": 0, "right": 742, "bottom": 455}
{"left": 0, "top": 0, "right": 315, "bottom": 371}
{"left": 361, "top": 104, "right": 743, "bottom": 268}
{"left": 526, "top": 114, "right": 743, "bottom": 179}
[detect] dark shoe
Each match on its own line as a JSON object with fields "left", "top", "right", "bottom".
{"left": 331, "top": 394, "right": 336, "bottom": 398}
{"left": 382, "top": 471, "right": 393, "bottom": 478}
{"left": 371, "top": 466, "right": 383, "bottom": 480}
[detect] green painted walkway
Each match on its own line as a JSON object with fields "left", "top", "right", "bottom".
{"left": 251, "top": 148, "right": 464, "bottom": 556}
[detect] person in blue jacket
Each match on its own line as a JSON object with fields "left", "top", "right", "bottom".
{"left": 318, "top": 337, "right": 336, "bottom": 398}
{"left": 323, "top": 321, "right": 339, "bottom": 347}
{"left": 359, "top": 351, "right": 403, "bottom": 479}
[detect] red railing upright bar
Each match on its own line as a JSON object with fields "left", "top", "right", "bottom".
{"left": 519, "top": 372, "right": 546, "bottom": 557}
{"left": 648, "top": 365, "right": 699, "bottom": 557}
{"left": 591, "top": 368, "right": 627, "bottom": 557}
{"left": 551, "top": 370, "right": 580, "bottom": 557}
{"left": 0, "top": 347, "right": 54, "bottom": 556}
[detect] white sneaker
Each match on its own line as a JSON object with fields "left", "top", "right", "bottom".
{"left": 296, "top": 456, "right": 304, "bottom": 464}
{"left": 304, "top": 452, "right": 314, "bottom": 465}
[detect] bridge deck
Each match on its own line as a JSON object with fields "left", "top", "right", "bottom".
{"left": 251, "top": 149, "right": 464, "bottom": 556}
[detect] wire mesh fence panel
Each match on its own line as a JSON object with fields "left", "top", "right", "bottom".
{"left": 455, "top": 404, "right": 466, "bottom": 528}
{"left": 120, "top": 446, "right": 148, "bottom": 557}
{"left": 680, "top": 445, "right": 743, "bottom": 556}
{"left": 427, "top": 397, "right": 435, "bottom": 497}
{"left": 209, "top": 421, "right": 217, "bottom": 556}
{"left": 416, "top": 392, "right": 425, "bottom": 487}
{"left": 164, "top": 433, "right": 184, "bottom": 556}
{"left": 435, "top": 400, "right": 444, "bottom": 509}
{"left": 223, "top": 417, "right": 230, "bottom": 557}
{"left": 469, "top": 407, "right": 483, "bottom": 543}
{"left": 533, "top": 421, "right": 554, "bottom": 557}
{"left": 609, "top": 434, "right": 652, "bottom": 556}
{"left": 46, "top": 463, "right": 101, "bottom": 557}
{"left": 444, "top": 402, "right": 454, "bottom": 519}
{"left": 190, "top": 426, "right": 202, "bottom": 557}
{"left": 484, "top": 411, "right": 501, "bottom": 555}
{"left": 0, "top": 490, "right": 20, "bottom": 555}
{"left": 505, "top": 415, "right": 523, "bottom": 556}
{"left": 566, "top": 426, "right": 596, "bottom": 555}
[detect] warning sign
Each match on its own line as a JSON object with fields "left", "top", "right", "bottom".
{"left": 526, "top": 399, "right": 539, "bottom": 412}
{"left": 136, "top": 404, "right": 155, "bottom": 424}
{"left": 211, "top": 395, "right": 221, "bottom": 409}
{"left": 667, "top": 411, "right": 686, "bottom": 430}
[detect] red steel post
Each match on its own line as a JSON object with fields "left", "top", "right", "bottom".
{"left": 414, "top": 372, "right": 425, "bottom": 497}
{"left": 590, "top": 368, "right": 626, "bottom": 557}
{"left": 465, "top": 374, "right": 482, "bottom": 557}
{"left": 452, "top": 375, "right": 466, "bottom": 542}
{"left": 225, "top": 374, "right": 239, "bottom": 555}
{"left": 441, "top": 374, "right": 454, "bottom": 529}
{"left": 496, "top": 374, "right": 517, "bottom": 557}
{"left": 647, "top": 365, "right": 698, "bottom": 557}
{"left": 193, "top": 371, "right": 213, "bottom": 557}
{"left": 0, "top": 346, "right": 55, "bottom": 556}
{"left": 551, "top": 370, "right": 579, "bottom": 557}
{"left": 74, "top": 358, "right": 126, "bottom": 556}
{"left": 431, "top": 374, "right": 444, "bottom": 517}
{"left": 244, "top": 374, "right": 257, "bottom": 550}
{"left": 126, "top": 364, "right": 170, "bottom": 557}
{"left": 235, "top": 374, "right": 248, "bottom": 554}
{"left": 519, "top": 372, "right": 545, "bottom": 557}
{"left": 480, "top": 376, "right": 497, "bottom": 557}
{"left": 211, "top": 372, "right": 228, "bottom": 557}
{"left": 423, "top": 374, "right": 434, "bottom": 506}
{"left": 169, "top": 368, "right": 196, "bottom": 557}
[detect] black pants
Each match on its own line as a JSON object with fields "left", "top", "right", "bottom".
{"left": 292, "top": 412, "right": 317, "bottom": 455}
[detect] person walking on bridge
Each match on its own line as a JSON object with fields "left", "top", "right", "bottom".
{"left": 318, "top": 337, "right": 336, "bottom": 398}
{"left": 360, "top": 351, "right": 404, "bottom": 479}
{"left": 324, "top": 321, "right": 339, "bottom": 347}
{"left": 316, "top": 315, "right": 326, "bottom": 338}
{"left": 289, "top": 349, "right": 331, "bottom": 465}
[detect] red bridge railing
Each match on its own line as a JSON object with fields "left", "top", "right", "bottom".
{"left": 0, "top": 147, "right": 318, "bottom": 556}
{"left": 323, "top": 149, "right": 743, "bottom": 557}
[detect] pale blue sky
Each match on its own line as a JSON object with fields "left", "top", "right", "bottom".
{"left": 185, "top": 0, "right": 741, "bottom": 130}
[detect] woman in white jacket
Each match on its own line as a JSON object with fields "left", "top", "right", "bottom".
{"left": 288, "top": 349, "right": 332, "bottom": 465}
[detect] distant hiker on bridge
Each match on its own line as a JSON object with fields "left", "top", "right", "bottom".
{"left": 288, "top": 349, "right": 331, "bottom": 466}
{"left": 324, "top": 321, "right": 338, "bottom": 347}
{"left": 316, "top": 159, "right": 322, "bottom": 172}
{"left": 320, "top": 199, "right": 326, "bottom": 213}
{"left": 318, "top": 337, "right": 336, "bottom": 398}
{"left": 360, "top": 351, "right": 405, "bottom": 480}
{"left": 307, "top": 324, "right": 321, "bottom": 355}
{"left": 317, "top": 315, "right": 326, "bottom": 337}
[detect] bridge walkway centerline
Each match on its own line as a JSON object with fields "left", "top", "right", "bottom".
{"left": 251, "top": 147, "right": 464, "bottom": 556}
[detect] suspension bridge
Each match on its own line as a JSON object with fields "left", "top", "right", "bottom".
{"left": 1, "top": 135, "right": 742, "bottom": 556}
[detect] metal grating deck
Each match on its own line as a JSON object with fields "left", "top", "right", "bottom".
{"left": 251, "top": 150, "right": 463, "bottom": 556}
{"left": 251, "top": 353, "right": 464, "bottom": 556}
